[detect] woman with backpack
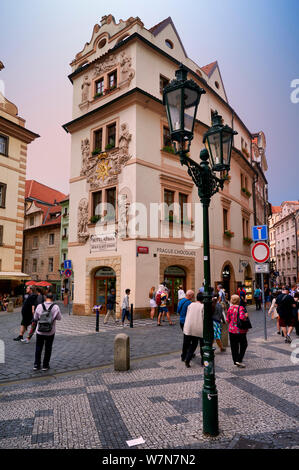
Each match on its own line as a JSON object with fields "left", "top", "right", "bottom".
{"left": 226, "top": 294, "right": 250, "bottom": 368}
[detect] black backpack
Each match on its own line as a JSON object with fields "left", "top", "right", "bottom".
{"left": 38, "top": 303, "right": 55, "bottom": 333}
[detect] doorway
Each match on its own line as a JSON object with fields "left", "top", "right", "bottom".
{"left": 94, "top": 267, "right": 116, "bottom": 314}
{"left": 164, "top": 266, "right": 186, "bottom": 314}
{"left": 222, "top": 264, "right": 232, "bottom": 298}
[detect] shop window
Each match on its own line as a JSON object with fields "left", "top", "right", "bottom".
{"left": 0, "top": 135, "right": 8, "bottom": 156}
{"left": 0, "top": 182, "right": 7, "bottom": 208}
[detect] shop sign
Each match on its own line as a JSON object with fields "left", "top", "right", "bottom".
{"left": 156, "top": 247, "right": 196, "bottom": 257}
{"left": 137, "top": 246, "right": 149, "bottom": 254}
{"left": 90, "top": 234, "right": 116, "bottom": 252}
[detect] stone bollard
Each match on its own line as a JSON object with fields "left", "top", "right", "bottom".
{"left": 114, "top": 333, "right": 130, "bottom": 371}
{"left": 7, "top": 301, "right": 14, "bottom": 313}
{"left": 221, "top": 323, "right": 229, "bottom": 348}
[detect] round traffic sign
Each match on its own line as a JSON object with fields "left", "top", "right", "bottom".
{"left": 251, "top": 242, "right": 270, "bottom": 263}
{"left": 64, "top": 268, "right": 72, "bottom": 278}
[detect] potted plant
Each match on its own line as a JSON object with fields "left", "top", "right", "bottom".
{"left": 224, "top": 230, "right": 235, "bottom": 238}
{"left": 162, "top": 145, "right": 175, "bottom": 154}
{"left": 94, "top": 92, "right": 103, "bottom": 99}
{"left": 105, "top": 143, "right": 115, "bottom": 151}
{"left": 90, "top": 215, "right": 101, "bottom": 224}
{"left": 92, "top": 148, "right": 102, "bottom": 156}
{"left": 241, "top": 187, "right": 251, "bottom": 198}
{"left": 243, "top": 236, "right": 253, "bottom": 245}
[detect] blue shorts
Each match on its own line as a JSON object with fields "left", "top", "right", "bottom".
{"left": 159, "top": 307, "right": 168, "bottom": 313}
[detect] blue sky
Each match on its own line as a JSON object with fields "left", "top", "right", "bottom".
{"left": 0, "top": 0, "right": 298, "bottom": 205}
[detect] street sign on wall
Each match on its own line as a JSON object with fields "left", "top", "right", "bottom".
{"left": 64, "top": 268, "right": 72, "bottom": 278}
{"left": 252, "top": 225, "right": 268, "bottom": 241}
{"left": 64, "top": 260, "right": 72, "bottom": 269}
{"left": 251, "top": 242, "right": 270, "bottom": 263}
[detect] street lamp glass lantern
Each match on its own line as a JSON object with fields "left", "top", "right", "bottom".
{"left": 204, "top": 112, "right": 237, "bottom": 172}
{"left": 163, "top": 64, "right": 205, "bottom": 148}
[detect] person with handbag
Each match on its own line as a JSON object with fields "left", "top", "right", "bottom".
{"left": 268, "top": 291, "right": 281, "bottom": 335}
{"left": 226, "top": 294, "right": 251, "bottom": 368}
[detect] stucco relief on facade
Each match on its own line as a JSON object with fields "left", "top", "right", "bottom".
{"left": 77, "top": 198, "right": 89, "bottom": 243}
{"left": 80, "top": 123, "right": 132, "bottom": 190}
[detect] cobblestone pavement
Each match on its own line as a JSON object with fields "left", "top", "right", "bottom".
{"left": 0, "top": 305, "right": 298, "bottom": 449}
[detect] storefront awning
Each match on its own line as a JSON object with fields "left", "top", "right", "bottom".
{"left": 0, "top": 272, "right": 30, "bottom": 281}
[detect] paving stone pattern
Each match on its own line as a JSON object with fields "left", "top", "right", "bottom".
{"left": 0, "top": 305, "right": 298, "bottom": 449}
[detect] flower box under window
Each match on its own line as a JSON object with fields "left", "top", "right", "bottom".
{"left": 162, "top": 145, "right": 175, "bottom": 154}
{"left": 241, "top": 187, "right": 251, "bottom": 198}
{"left": 224, "top": 230, "right": 234, "bottom": 238}
{"left": 243, "top": 237, "right": 253, "bottom": 245}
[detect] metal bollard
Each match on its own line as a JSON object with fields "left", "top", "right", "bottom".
{"left": 130, "top": 303, "right": 133, "bottom": 328}
{"left": 93, "top": 305, "right": 102, "bottom": 332}
{"left": 114, "top": 333, "right": 130, "bottom": 371}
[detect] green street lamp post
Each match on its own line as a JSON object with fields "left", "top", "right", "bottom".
{"left": 163, "top": 64, "right": 237, "bottom": 436}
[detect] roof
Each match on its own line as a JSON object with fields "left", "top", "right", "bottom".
{"left": 148, "top": 16, "right": 188, "bottom": 57}
{"left": 201, "top": 61, "right": 218, "bottom": 78}
{"left": 26, "top": 180, "right": 67, "bottom": 205}
{"left": 25, "top": 180, "right": 67, "bottom": 229}
{"left": 271, "top": 206, "right": 282, "bottom": 214}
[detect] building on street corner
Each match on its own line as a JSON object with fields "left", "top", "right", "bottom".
{"left": 22, "top": 180, "right": 67, "bottom": 298}
{"left": 63, "top": 15, "right": 269, "bottom": 316}
{"left": 0, "top": 63, "right": 39, "bottom": 298}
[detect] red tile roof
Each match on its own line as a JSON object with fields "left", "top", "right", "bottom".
{"left": 271, "top": 206, "right": 282, "bottom": 214}
{"left": 26, "top": 180, "right": 67, "bottom": 205}
{"left": 201, "top": 61, "right": 218, "bottom": 78}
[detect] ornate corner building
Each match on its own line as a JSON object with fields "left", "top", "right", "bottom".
{"left": 63, "top": 15, "right": 268, "bottom": 316}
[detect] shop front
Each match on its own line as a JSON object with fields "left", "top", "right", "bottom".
{"left": 94, "top": 267, "right": 116, "bottom": 314}
{"left": 164, "top": 265, "right": 187, "bottom": 314}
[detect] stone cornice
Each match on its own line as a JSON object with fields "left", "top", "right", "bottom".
{"left": 0, "top": 116, "right": 39, "bottom": 143}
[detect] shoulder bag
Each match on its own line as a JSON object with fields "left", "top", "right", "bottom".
{"left": 237, "top": 306, "right": 252, "bottom": 330}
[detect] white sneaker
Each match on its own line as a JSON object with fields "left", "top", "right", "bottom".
{"left": 235, "top": 362, "right": 246, "bottom": 368}
{"left": 21, "top": 338, "right": 30, "bottom": 343}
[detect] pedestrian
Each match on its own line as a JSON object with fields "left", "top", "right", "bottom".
{"left": 177, "top": 285, "right": 186, "bottom": 301}
{"left": 212, "top": 297, "right": 226, "bottom": 352}
{"left": 177, "top": 290, "right": 194, "bottom": 330}
{"left": 121, "top": 289, "right": 131, "bottom": 326}
{"left": 21, "top": 287, "right": 46, "bottom": 343}
{"left": 157, "top": 285, "right": 174, "bottom": 326}
{"left": 239, "top": 285, "right": 247, "bottom": 311}
{"left": 104, "top": 288, "right": 118, "bottom": 324}
{"left": 275, "top": 287, "right": 296, "bottom": 343}
{"left": 294, "top": 292, "right": 299, "bottom": 336}
{"left": 149, "top": 286, "right": 157, "bottom": 320}
{"left": 268, "top": 291, "right": 281, "bottom": 335}
{"left": 13, "top": 286, "right": 37, "bottom": 341}
{"left": 226, "top": 294, "right": 250, "bottom": 368}
{"left": 264, "top": 285, "right": 271, "bottom": 309}
{"left": 181, "top": 292, "right": 204, "bottom": 368}
{"left": 33, "top": 292, "right": 62, "bottom": 371}
{"left": 254, "top": 286, "right": 262, "bottom": 310}
{"left": 199, "top": 283, "right": 205, "bottom": 294}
